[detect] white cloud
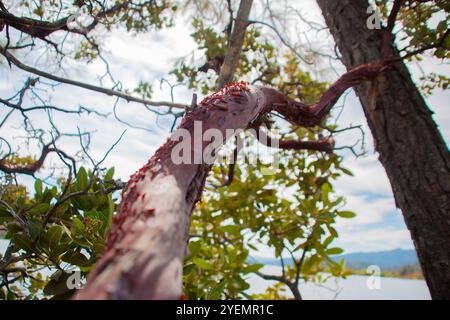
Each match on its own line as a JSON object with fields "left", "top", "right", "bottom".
{"left": 335, "top": 195, "right": 397, "bottom": 230}
{"left": 335, "top": 153, "right": 394, "bottom": 197}
{"left": 333, "top": 227, "right": 414, "bottom": 253}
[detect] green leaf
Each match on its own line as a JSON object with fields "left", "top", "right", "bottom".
{"left": 107, "top": 194, "right": 115, "bottom": 225}
{"left": 340, "top": 167, "right": 353, "bottom": 176}
{"left": 321, "top": 182, "right": 332, "bottom": 204}
{"left": 435, "top": 48, "right": 446, "bottom": 58}
{"left": 105, "top": 167, "right": 115, "bottom": 181}
{"left": 326, "top": 247, "right": 344, "bottom": 255}
{"left": 29, "top": 203, "right": 50, "bottom": 215}
{"left": 337, "top": 211, "right": 356, "bottom": 219}
{"left": 43, "top": 271, "right": 72, "bottom": 296}
{"left": 217, "top": 225, "right": 241, "bottom": 234}
{"left": 84, "top": 209, "right": 99, "bottom": 220}
{"left": 34, "top": 179, "right": 43, "bottom": 196}
{"left": 76, "top": 167, "right": 88, "bottom": 190}
{"left": 50, "top": 186, "right": 58, "bottom": 197}
{"left": 243, "top": 263, "right": 263, "bottom": 274}
{"left": 98, "top": 209, "right": 111, "bottom": 235}
{"left": 61, "top": 223, "right": 72, "bottom": 239}
{"left": 7, "top": 221, "right": 22, "bottom": 234}
{"left": 17, "top": 197, "right": 25, "bottom": 208}
{"left": 47, "top": 225, "right": 63, "bottom": 249}
{"left": 72, "top": 218, "right": 85, "bottom": 232}
{"left": 208, "top": 280, "right": 226, "bottom": 300}
{"left": 444, "top": 35, "right": 450, "bottom": 49}
{"left": 92, "top": 242, "right": 105, "bottom": 256}
{"left": 61, "top": 251, "right": 89, "bottom": 266}
{"left": 183, "top": 263, "right": 196, "bottom": 275}
{"left": 188, "top": 240, "right": 202, "bottom": 257}
{"left": 323, "top": 235, "right": 335, "bottom": 247}
{"left": 13, "top": 233, "right": 33, "bottom": 252}
{"left": 27, "top": 220, "right": 42, "bottom": 240}
{"left": 193, "top": 258, "right": 213, "bottom": 270}
{"left": 327, "top": 225, "right": 338, "bottom": 238}
{"left": 72, "top": 194, "right": 96, "bottom": 211}
{"left": 301, "top": 255, "right": 318, "bottom": 274}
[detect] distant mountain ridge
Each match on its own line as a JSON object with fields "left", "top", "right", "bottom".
{"left": 333, "top": 249, "right": 419, "bottom": 270}
{"left": 253, "top": 249, "right": 419, "bottom": 270}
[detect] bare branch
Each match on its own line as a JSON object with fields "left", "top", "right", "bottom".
{"left": 216, "top": 137, "right": 239, "bottom": 188}
{"left": 0, "top": 46, "right": 188, "bottom": 110}
{"left": 387, "top": 0, "right": 405, "bottom": 33}
{"left": 248, "top": 19, "right": 313, "bottom": 65}
{"left": 0, "top": 141, "right": 52, "bottom": 175}
{"left": 254, "top": 128, "right": 335, "bottom": 153}
{"left": 0, "top": 199, "right": 27, "bottom": 231}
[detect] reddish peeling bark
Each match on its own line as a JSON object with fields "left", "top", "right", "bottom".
{"left": 75, "top": 52, "right": 403, "bottom": 299}
{"left": 76, "top": 81, "right": 331, "bottom": 299}
{"left": 76, "top": 82, "right": 270, "bottom": 299}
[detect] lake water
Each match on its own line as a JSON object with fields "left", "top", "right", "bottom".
{"left": 246, "top": 266, "right": 431, "bottom": 300}
{"left": 0, "top": 240, "right": 430, "bottom": 300}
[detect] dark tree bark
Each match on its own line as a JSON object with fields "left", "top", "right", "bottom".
{"left": 317, "top": 0, "right": 450, "bottom": 299}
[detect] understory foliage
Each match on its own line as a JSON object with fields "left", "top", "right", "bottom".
{"left": 184, "top": 144, "right": 354, "bottom": 299}
{"left": 0, "top": 166, "right": 117, "bottom": 299}
{"left": 0, "top": 0, "right": 447, "bottom": 299}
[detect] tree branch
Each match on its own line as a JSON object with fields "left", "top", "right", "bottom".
{"left": 254, "top": 128, "right": 335, "bottom": 153}
{"left": 216, "top": 0, "right": 253, "bottom": 89}
{"left": 387, "top": 0, "right": 405, "bottom": 33}
{"left": 0, "top": 1, "right": 130, "bottom": 39}
{"left": 217, "top": 137, "right": 239, "bottom": 188}
{"left": 248, "top": 19, "right": 313, "bottom": 65}
{"left": 0, "top": 142, "right": 52, "bottom": 175}
{"left": 0, "top": 46, "right": 187, "bottom": 110}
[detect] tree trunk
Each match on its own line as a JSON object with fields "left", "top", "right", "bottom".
{"left": 76, "top": 0, "right": 256, "bottom": 299}
{"left": 75, "top": 84, "right": 283, "bottom": 299}
{"left": 317, "top": 0, "right": 450, "bottom": 299}
{"left": 74, "top": 77, "right": 342, "bottom": 299}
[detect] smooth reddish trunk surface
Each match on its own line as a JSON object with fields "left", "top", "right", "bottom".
{"left": 76, "top": 83, "right": 272, "bottom": 299}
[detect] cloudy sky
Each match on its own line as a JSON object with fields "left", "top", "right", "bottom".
{"left": 0, "top": 0, "right": 449, "bottom": 256}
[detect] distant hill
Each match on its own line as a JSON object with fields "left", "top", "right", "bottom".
{"left": 252, "top": 249, "right": 420, "bottom": 271}
{"left": 333, "top": 249, "right": 419, "bottom": 270}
